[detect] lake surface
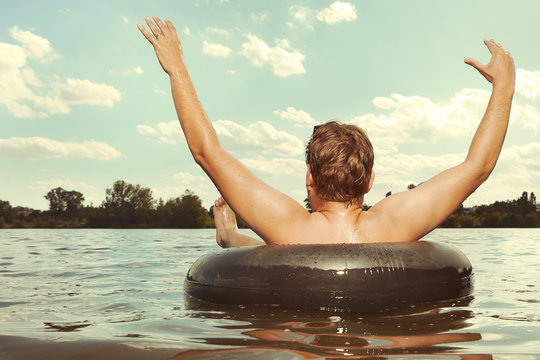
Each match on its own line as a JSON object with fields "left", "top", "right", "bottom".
{"left": 0, "top": 228, "right": 538, "bottom": 359}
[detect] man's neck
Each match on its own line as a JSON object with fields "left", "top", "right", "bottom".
{"left": 314, "top": 200, "right": 363, "bottom": 215}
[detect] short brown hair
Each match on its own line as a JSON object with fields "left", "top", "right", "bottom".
{"left": 306, "top": 121, "right": 374, "bottom": 205}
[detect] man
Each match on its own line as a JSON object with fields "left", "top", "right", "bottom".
{"left": 138, "top": 16, "right": 515, "bottom": 247}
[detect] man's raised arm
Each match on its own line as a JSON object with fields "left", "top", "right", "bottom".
{"left": 138, "top": 16, "right": 219, "bottom": 164}
{"left": 370, "top": 39, "right": 515, "bottom": 242}
{"left": 463, "top": 40, "right": 515, "bottom": 176}
{"left": 138, "top": 17, "right": 310, "bottom": 244}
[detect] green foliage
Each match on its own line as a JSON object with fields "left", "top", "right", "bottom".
{"left": 0, "top": 200, "right": 16, "bottom": 223}
{"left": 440, "top": 191, "right": 539, "bottom": 228}
{"left": 44, "top": 187, "right": 85, "bottom": 218}
{"left": 98, "top": 180, "right": 155, "bottom": 227}
{"left": 154, "top": 190, "right": 211, "bottom": 228}
{"left": 2, "top": 186, "right": 538, "bottom": 229}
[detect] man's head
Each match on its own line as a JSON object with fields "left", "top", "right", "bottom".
{"left": 305, "top": 121, "right": 374, "bottom": 206}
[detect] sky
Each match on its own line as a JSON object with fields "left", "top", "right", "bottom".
{"left": 1, "top": 0, "right": 539, "bottom": 211}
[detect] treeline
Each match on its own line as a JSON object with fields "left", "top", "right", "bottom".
{"left": 0, "top": 180, "right": 213, "bottom": 229}
{"left": 1, "top": 182, "right": 538, "bottom": 229}
{"left": 382, "top": 185, "right": 539, "bottom": 228}
{"left": 440, "top": 191, "right": 539, "bottom": 228}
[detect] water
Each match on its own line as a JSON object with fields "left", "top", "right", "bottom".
{"left": 0, "top": 228, "right": 538, "bottom": 359}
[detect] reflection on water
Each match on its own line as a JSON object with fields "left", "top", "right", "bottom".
{"left": 0, "top": 228, "right": 539, "bottom": 359}
{"left": 43, "top": 321, "right": 91, "bottom": 332}
{"left": 172, "top": 298, "right": 493, "bottom": 359}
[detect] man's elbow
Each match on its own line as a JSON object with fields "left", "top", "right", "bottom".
{"left": 191, "top": 143, "right": 222, "bottom": 170}
{"left": 192, "top": 149, "right": 210, "bottom": 168}
{"left": 463, "top": 159, "right": 494, "bottom": 187}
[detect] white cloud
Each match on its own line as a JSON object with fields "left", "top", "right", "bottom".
{"left": 464, "top": 142, "right": 540, "bottom": 205}
{"left": 289, "top": 2, "right": 357, "bottom": 29}
{"left": 353, "top": 87, "right": 540, "bottom": 206}
{"left": 173, "top": 171, "right": 209, "bottom": 184}
{"left": 158, "top": 122, "right": 184, "bottom": 143}
{"left": 8, "top": 26, "right": 58, "bottom": 62}
{"left": 373, "top": 152, "right": 465, "bottom": 190}
{"left": 206, "top": 26, "right": 229, "bottom": 36}
{"left": 226, "top": 69, "right": 236, "bottom": 75}
{"left": 21, "top": 68, "right": 43, "bottom": 87}
{"left": 351, "top": 88, "right": 492, "bottom": 153}
{"left": 136, "top": 121, "right": 185, "bottom": 144}
{"left": 115, "top": 66, "right": 143, "bottom": 75}
{"left": 202, "top": 40, "right": 233, "bottom": 57}
{"left": 213, "top": 120, "right": 304, "bottom": 155}
{"left": 512, "top": 104, "right": 540, "bottom": 134}
{"left": 183, "top": 26, "right": 192, "bottom": 37}
{"left": 53, "top": 78, "right": 122, "bottom": 107}
{"left": 251, "top": 12, "right": 269, "bottom": 24}
{"left": 0, "top": 27, "right": 122, "bottom": 119}
{"left": 516, "top": 68, "right": 540, "bottom": 100}
{"left": 137, "top": 119, "right": 304, "bottom": 155}
{"left": 0, "top": 42, "right": 43, "bottom": 118}
{"left": 153, "top": 87, "right": 167, "bottom": 95}
{"left": 0, "top": 137, "right": 121, "bottom": 160}
{"left": 136, "top": 124, "right": 159, "bottom": 136}
{"left": 504, "top": 142, "right": 540, "bottom": 166}
{"left": 240, "top": 35, "right": 306, "bottom": 77}
{"left": 273, "top": 106, "right": 317, "bottom": 127}
{"left": 240, "top": 157, "right": 306, "bottom": 177}
{"left": 351, "top": 87, "right": 540, "bottom": 155}
{"left": 121, "top": 15, "right": 130, "bottom": 24}
{"left": 29, "top": 179, "right": 96, "bottom": 191}
{"left": 365, "top": 144, "right": 539, "bottom": 207}
{"left": 153, "top": 171, "right": 217, "bottom": 206}
{"left": 289, "top": 5, "right": 315, "bottom": 30}
{"left": 317, "top": 1, "right": 358, "bottom": 24}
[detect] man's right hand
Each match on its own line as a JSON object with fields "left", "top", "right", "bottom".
{"left": 138, "top": 16, "right": 185, "bottom": 76}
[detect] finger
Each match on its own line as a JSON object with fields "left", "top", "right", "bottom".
{"left": 145, "top": 16, "right": 162, "bottom": 37}
{"left": 483, "top": 39, "right": 496, "bottom": 55}
{"left": 490, "top": 39, "right": 503, "bottom": 47}
{"left": 464, "top": 57, "right": 485, "bottom": 71}
{"left": 165, "top": 19, "right": 179, "bottom": 41}
{"left": 153, "top": 16, "right": 169, "bottom": 36}
{"left": 137, "top": 23, "right": 156, "bottom": 45}
{"left": 492, "top": 39, "right": 505, "bottom": 55}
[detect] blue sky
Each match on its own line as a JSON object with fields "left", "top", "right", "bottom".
{"left": 1, "top": 0, "right": 539, "bottom": 210}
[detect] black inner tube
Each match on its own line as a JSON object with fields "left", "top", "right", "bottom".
{"left": 184, "top": 241, "right": 473, "bottom": 313}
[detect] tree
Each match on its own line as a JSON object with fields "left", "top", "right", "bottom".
{"left": 155, "top": 189, "right": 211, "bottom": 228}
{"left": 45, "top": 187, "right": 66, "bottom": 214}
{"left": 517, "top": 191, "right": 536, "bottom": 216}
{"left": 65, "top": 191, "right": 85, "bottom": 216}
{"left": 0, "top": 200, "right": 16, "bottom": 225}
{"left": 44, "top": 187, "right": 84, "bottom": 217}
{"left": 102, "top": 180, "right": 155, "bottom": 226}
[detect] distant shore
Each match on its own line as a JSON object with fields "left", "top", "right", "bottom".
{"left": 1, "top": 184, "right": 538, "bottom": 229}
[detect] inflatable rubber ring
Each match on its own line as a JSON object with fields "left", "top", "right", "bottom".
{"left": 184, "top": 241, "right": 473, "bottom": 313}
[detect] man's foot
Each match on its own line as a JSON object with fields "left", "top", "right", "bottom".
{"left": 214, "top": 197, "right": 239, "bottom": 248}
